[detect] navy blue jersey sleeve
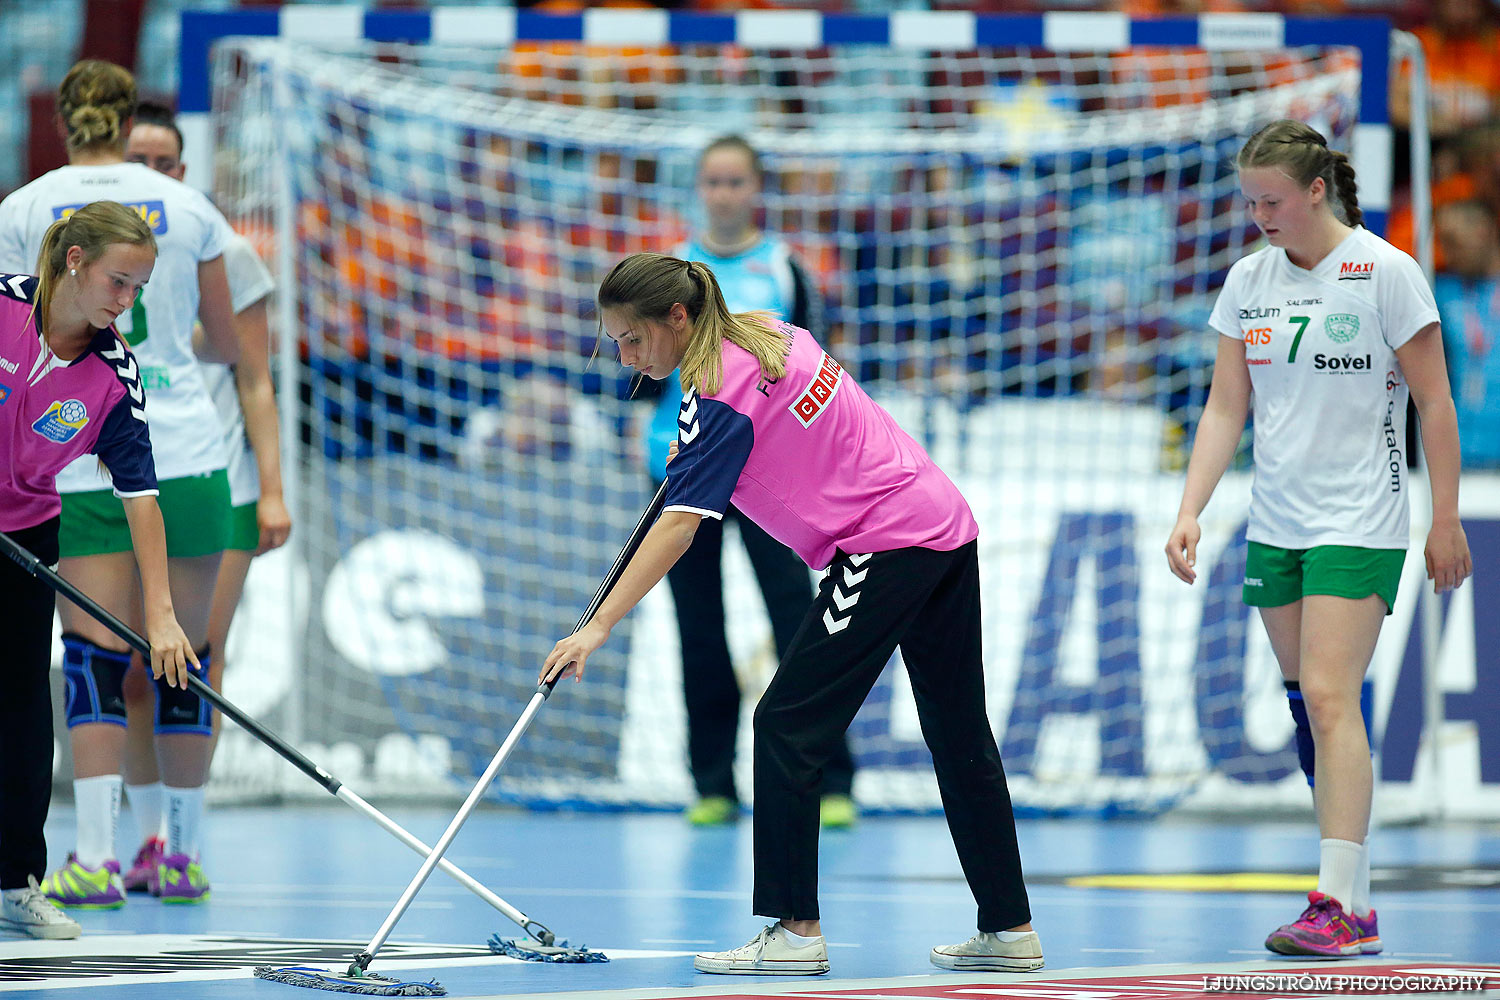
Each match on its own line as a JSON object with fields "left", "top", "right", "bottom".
{"left": 661, "top": 393, "right": 752, "bottom": 519}
{"left": 93, "top": 394, "right": 158, "bottom": 497}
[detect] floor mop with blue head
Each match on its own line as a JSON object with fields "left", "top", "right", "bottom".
{"left": 253, "top": 481, "right": 669, "bottom": 994}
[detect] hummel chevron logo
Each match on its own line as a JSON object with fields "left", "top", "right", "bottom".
{"left": 823, "top": 553, "right": 874, "bottom": 634}
{"left": 678, "top": 393, "right": 701, "bottom": 443}
{"left": 5, "top": 275, "right": 26, "bottom": 297}
{"left": 101, "top": 343, "right": 147, "bottom": 420}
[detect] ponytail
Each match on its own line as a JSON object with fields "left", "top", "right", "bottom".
{"left": 597, "top": 253, "right": 788, "bottom": 396}
{"left": 1237, "top": 119, "right": 1362, "bottom": 227}
{"left": 1328, "top": 150, "right": 1363, "bottom": 228}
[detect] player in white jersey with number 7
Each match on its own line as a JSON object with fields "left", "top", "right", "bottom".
{"left": 0, "top": 60, "right": 240, "bottom": 910}
{"left": 1166, "top": 120, "right": 1471, "bottom": 957}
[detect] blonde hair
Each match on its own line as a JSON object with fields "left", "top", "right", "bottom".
{"left": 57, "top": 60, "right": 137, "bottom": 155}
{"left": 1237, "top": 119, "right": 1362, "bottom": 228}
{"left": 32, "top": 201, "right": 157, "bottom": 335}
{"left": 597, "top": 253, "right": 788, "bottom": 396}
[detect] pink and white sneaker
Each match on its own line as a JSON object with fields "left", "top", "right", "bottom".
{"left": 123, "top": 836, "right": 164, "bottom": 896}
{"left": 1265, "top": 891, "right": 1361, "bottom": 957}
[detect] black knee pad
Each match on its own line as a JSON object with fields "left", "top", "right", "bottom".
{"left": 62, "top": 634, "right": 131, "bottom": 729}
{"left": 154, "top": 645, "right": 214, "bottom": 735}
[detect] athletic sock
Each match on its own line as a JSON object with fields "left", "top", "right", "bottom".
{"left": 74, "top": 775, "right": 123, "bottom": 868}
{"left": 1351, "top": 837, "right": 1372, "bottom": 918}
{"left": 164, "top": 785, "right": 206, "bottom": 862}
{"left": 779, "top": 927, "right": 822, "bottom": 946}
{"left": 125, "top": 782, "right": 163, "bottom": 846}
{"left": 995, "top": 930, "right": 1032, "bottom": 942}
{"left": 1317, "top": 838, "right": 1362, "bottom": 912}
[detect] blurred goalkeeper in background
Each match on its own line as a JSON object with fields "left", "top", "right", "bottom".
{"left": 646, "top": 136, "right": 857, "bottom": 829}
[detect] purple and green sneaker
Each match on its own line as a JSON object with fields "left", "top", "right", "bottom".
{"left": 39, "top": 855, "right": 126, "bottom": 909}
{"left": 158, "top": 854, "right": 211, "bottom": 904}
{"left": 1352, "top": 908, "right": 1381, "bottom": 954}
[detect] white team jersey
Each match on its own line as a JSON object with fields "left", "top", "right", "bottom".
{"left": 1209, "top": 227, "right": 1440, "bottom": 550}
{"left": 0, "top": 162, "right": 233, "bottom": 488}
{"left": 202, "top": 233, "right": 275, "bottom": 507}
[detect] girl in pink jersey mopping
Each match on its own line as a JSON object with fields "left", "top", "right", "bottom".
{"left": 543, "top": 253, "right": 1041, "bottom": 975}
{"left": 1167, "top": 120, "right": 1471, "bottom": 956}
{"left": 0, "top": 202, "right": 197, "bottom": 940}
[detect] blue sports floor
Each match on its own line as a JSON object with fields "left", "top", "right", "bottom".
{"left": 2, "top": 805, "right": 1497, "bottom": 998}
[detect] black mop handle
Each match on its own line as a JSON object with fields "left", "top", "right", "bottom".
{"left": 0, "top": 530, "right": 341, "bottom": 795}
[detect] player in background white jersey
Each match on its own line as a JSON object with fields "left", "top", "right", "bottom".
{"left": 1166, "top": 120, "right": 1471, "bottom": 957}
{"left": 0, "top": 61, "right": 239, "bottom": 909}
{"left": 109, "top": 102, "right": 290, "bottom": 899}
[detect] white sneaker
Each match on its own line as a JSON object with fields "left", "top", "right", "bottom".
{"left": 931, "top": 930, "right": 1044, "bottom": 972}
{"left": 694, "top": 923, "right": 830, "bottom": 975}
{"left": 1, "top": 877, "right": 83, "bottom": 939}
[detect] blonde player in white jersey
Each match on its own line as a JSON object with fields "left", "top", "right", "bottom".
{"left": 108, "top": 102, "right": 290, "bottom": 899}
{"left": 1166, "top": 120, "right": 1471, "bottom": 957}
{"left": 0, "top": 61, "right": 240, "bottom": 908}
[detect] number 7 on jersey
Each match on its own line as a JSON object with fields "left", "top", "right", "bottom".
{"left": 1285, "top": 315, "right": 1310, "bottom": 363}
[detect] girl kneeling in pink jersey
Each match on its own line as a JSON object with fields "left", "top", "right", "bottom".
{"left": 0, "top": 202, "right": 197, "bottom": 940}
{"left": 542, "top": 252, "right": 1041, "bottom": 976}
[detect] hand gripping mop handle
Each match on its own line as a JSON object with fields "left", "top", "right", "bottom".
{"left": 349, "top": 479, "right": 670, "bottom": 975}
{"left": 0, "top": 530, "right": 554, "bottom": 946}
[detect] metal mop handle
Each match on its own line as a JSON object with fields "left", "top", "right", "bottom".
{"left": 349, "top": 479, "right": 670, "bottom": 975}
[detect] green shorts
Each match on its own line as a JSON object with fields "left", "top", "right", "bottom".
{"left": 1244, "top": 542, "right": 1406, "bottom": 616}
{"left": 227, "top": 502, "right": 259, "bottom": 553}
{"left": 60, "top": 470, "right": 232, "bottom": 559}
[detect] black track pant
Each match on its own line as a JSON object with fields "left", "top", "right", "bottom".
{"left": 752, "top": 541, "right": 1031, "bottom": 931}
{"left": 664, "top": 500, "right": 854, "bottom": 802}
{"left": 0, "top": 517, "right": 60, "bottom": 890}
